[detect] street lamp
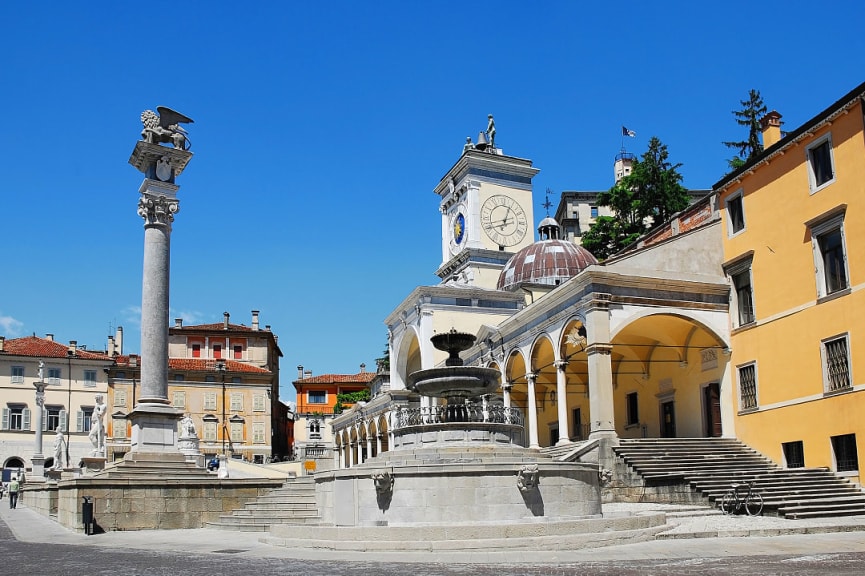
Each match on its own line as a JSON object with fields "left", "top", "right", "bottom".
{"left": 215, "top": 360, "right": 226, "bottom": 457}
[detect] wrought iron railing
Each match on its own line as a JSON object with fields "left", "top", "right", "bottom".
{"left": 392, "top": 403, "right": 523, "bottom": 430}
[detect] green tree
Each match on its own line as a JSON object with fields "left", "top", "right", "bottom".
{"left": 582, "top": 137, "right": 689, "bottom": 260}
{"left": 375, "top": 339, "right": 390, "bottom": 372}
{"left": 723, "top": 89, "right": 767, "bottom": 169}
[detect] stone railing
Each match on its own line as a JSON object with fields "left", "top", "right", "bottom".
{"left": 392, "top": 403, "right": 523, "bottom": 430}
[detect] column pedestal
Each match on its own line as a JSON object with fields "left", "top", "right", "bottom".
{"left": 30, "top": 454, "right": 46, "bottom": 479}
{"left": 129, "top": 402, "right": 183, "bottom": 454}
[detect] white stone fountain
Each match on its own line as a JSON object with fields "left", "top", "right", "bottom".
{"left": 313, "top": 329, "right": 603, "bottom": 526}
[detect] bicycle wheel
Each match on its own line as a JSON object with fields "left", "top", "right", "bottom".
{"left": 745, "top": 492, "right": 764, "bottom": 516}
{"left": 720, "top": 491, "right": 735, "bottom": 515}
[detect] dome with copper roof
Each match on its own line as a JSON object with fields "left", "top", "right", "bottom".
{"left": 497, "top": 218, "right": 598, "bottom": 292}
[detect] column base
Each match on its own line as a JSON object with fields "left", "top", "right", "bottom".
{"left": 30, "top": 454, "right": 46, "bottom": 479}
{"left": 129, "top": 402, "right": 183, "bottom": 454}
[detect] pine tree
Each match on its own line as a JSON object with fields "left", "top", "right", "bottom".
{"left": 582, "top": 137, "right": 689, "bottom": 260}
{"left": 723, "top": 89, "right": 767, "bottom": 169}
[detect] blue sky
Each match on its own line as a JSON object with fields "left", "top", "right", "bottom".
{"left": 2, "top": 1, "right": 864, "bottom": 401}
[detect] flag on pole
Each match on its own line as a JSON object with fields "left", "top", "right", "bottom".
{"left": 622, "top": 126, "right": 636, "bottom": 137}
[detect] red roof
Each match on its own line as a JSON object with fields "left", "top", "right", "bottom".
{"left": 1, "top": 336, "right": 112, "bottom": 361}
{"left": 114, "top": 355, "right": 271, "bottom": 374}
{"left": 172, "top": 322, "right": 255, "bottom": 332}
{"left": 293, "top": 372, "right": 376, "bottom": 385}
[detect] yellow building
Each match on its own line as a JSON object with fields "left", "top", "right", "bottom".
{"left": 716, "top": 81, "right": 865, "bottom": 482}
{"left": 107, "top": 311, "right": 286, "bottom": 463}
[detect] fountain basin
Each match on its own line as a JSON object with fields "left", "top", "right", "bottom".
{"left": 406, "top": 366, "right": 499, "bottom": 399}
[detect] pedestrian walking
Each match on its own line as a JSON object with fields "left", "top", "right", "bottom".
{"left": 8, "top": 477, "right": 20, "bottom": 509}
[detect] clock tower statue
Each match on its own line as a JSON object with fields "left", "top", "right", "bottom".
{"left": 435, "top": 119, "right": 539, "bottom": 290}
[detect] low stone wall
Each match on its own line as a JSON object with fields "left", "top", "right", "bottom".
{"left": 602, "top": 455, "right": 708, "bottom": 505}
{"left": 23, "top": 477, "right": 284, "bottom": 532}
{"left": 317, "top": 461, "right": 601, "bottom": 526}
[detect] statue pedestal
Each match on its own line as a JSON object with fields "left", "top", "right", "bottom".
{"left": 30, "top": 454, "right": 46, "bottom": 479}
{"left": 178, "top": 434, "right": 204, "bottom": 468}
{"left": 80, "top": 457, "right": 107, "bottom": 475}
{"left": 45, "top": 469, "right": 64, "bottom": 483}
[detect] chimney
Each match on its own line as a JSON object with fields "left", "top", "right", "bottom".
{"left": 129, "top": 354, "right": 138, "bottom": 367}
{"left": 223, "top": 312, "right": 230, "bottom": 330}
{"left": 304, "top": 370, "right": 312, "bottom": 379}
{"left": 68, "top": 340, "right": 77, "bottom": 355}
{"left": 251, "top": 310, "right": 260, "bottom": 331}
{"left": 175, "top": 318, "right": 183, "bottom": 328}
{"left": 761, "top": 110, "right": 783, "bottom": 149}
{"left": 108, "top": 336, "right": 115, "bottom": 357}
{"left": 46, "top": 333, "right": 54, "bottom": 342}
{"left": 265, "top": 325, "right": 271, "bottom": 332}
{"left": 116, "top": 326, "right": 123, "bottom": 355}
{"left": 0, "top": 336, "right": 5, "bottom": 352}
{"left": 360, "top": 363, "right": 366, "bottom": 373}
{"left": 297, "top": 365, "right": 304, "bottom": 380}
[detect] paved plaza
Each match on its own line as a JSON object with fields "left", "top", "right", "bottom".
{"left": 4, "top": 499, "right": 865, "bottom": 574}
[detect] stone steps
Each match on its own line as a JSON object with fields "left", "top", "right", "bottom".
{"left": 206, "top": 476, "right": 322, "bottom": 531}
{"left": 614, "top": 438, "right": 865, "bottom": 519}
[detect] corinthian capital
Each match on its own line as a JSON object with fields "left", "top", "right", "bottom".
{"left": 138, "top": 194, "right": 179, "bottom": 226}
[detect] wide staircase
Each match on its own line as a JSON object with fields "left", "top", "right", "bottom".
{"left": 612, "top": 438, "right": 865, "bottom": 519}
{"left": 206, "top": 476, "right": 321, "bottom": 531}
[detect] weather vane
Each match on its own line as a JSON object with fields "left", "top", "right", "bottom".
{"left": 543, "top": 188, "right": 553, "bottom": 216}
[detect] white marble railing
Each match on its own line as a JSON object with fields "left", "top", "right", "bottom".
{"left": 392, "top": 403, "right": 523, "bottom": 429}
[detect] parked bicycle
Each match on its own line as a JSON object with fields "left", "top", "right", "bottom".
{"left": 719, "top": 480, "right": 764, "bottom": 516}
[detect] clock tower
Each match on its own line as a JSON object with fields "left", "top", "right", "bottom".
{"left": 434, "top": 143, "right": 539, "bottom": 290}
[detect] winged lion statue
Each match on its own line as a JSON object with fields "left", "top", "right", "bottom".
{"left": 140, "top": 106, "right": 194, "bottom": 150}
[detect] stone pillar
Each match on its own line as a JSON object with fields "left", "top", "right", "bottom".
{"left": 356, "top": 438, "right": 363, "bottom": 465}
{"left": 366, "top": 436, "right": 373, "bottom": 460}
{"left": 376, "top": 433, "right": 382, "bottom": 455}
{"left": 586, "top": 294, "right": 617, "bottom": 440}
{"left": 127, "top": 140, "right": 193, "bottom": 457}
{"left": 31, "top": 382, "right": 46, "bottom": 478}
{"left": 348, "top": 442, "right": 354, "bottom": 467}
{"left": 502, "top": 382, "right": 512, "bottom": 408}
{"left": 555, "top": 361, "right": 570, "bottom": 445}
{"left": 338, "top": 446, "right": 344, "bottom": 469}
{"left": 526, "top": 372, "right": 540, "bottom": 449}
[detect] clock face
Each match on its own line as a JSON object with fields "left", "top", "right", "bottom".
{"left": 481, "top": 195, "right": 528, "bottom": 247}
{"left": 453, "top": 212, "right": 465, "bottom": 245}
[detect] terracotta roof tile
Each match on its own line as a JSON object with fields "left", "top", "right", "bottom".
{"left": 113, "top": 355, "right": 270, "bottom": 374}
{"left": 2, "top": 336, "right": 112, "bottom": 361}
{"left": 293, "top": 372, "right": 376, "bottom": 385}
{"left": 172, "top": 323, "right": 254, "bottom": 332}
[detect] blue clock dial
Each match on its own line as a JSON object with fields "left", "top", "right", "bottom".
{"left": 453, "top": 213, "right": 466, "bottom": 244}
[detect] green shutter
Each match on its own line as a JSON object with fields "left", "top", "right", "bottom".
{"left": 23, "top": 408, "right": 31, "bottom": 430}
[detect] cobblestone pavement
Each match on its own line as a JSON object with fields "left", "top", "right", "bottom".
{"left": 5, "top": 502, "right": 865, "bottom": 574}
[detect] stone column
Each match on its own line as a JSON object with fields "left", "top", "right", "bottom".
{"left": 526, "top": 372, "right": 540, "bottom": 449}
{"left": 366, "top": 436, "right": 373, "bottom": 460}
{"left": 127, "top": 140, "right": 193, "bottom": 457}
{"left": 31, "top": 382, "right": 46, "bottom": 478}
{"left": 502, "top": 382, "right": 512, "bottom": 408}
{"left": 338, "top": 446, "right": 344, "bottom": 469}
{"left": 555, "top": 360, "right": 570, "bottom": 445}
{"left": 586, "top": 294, "right": 616, "bottom": 440}
{"left": 376, "top": 433, "right": 382, "bottom": 455}
{"left": 348, "top": 442, "right": 354, "bottom": 467}
{"left": 356, "top": 438, "right": 363, "bottom": 465}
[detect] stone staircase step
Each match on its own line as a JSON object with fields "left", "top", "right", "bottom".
{"left": 614, "top": 438, "right": 865, "bottom": 519}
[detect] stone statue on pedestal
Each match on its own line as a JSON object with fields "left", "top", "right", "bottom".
{"left": 53, "top": 430, "right": 66, "bottom": 470}
{"left": 89, "top": 394, "right": 107, "bottom": 456}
